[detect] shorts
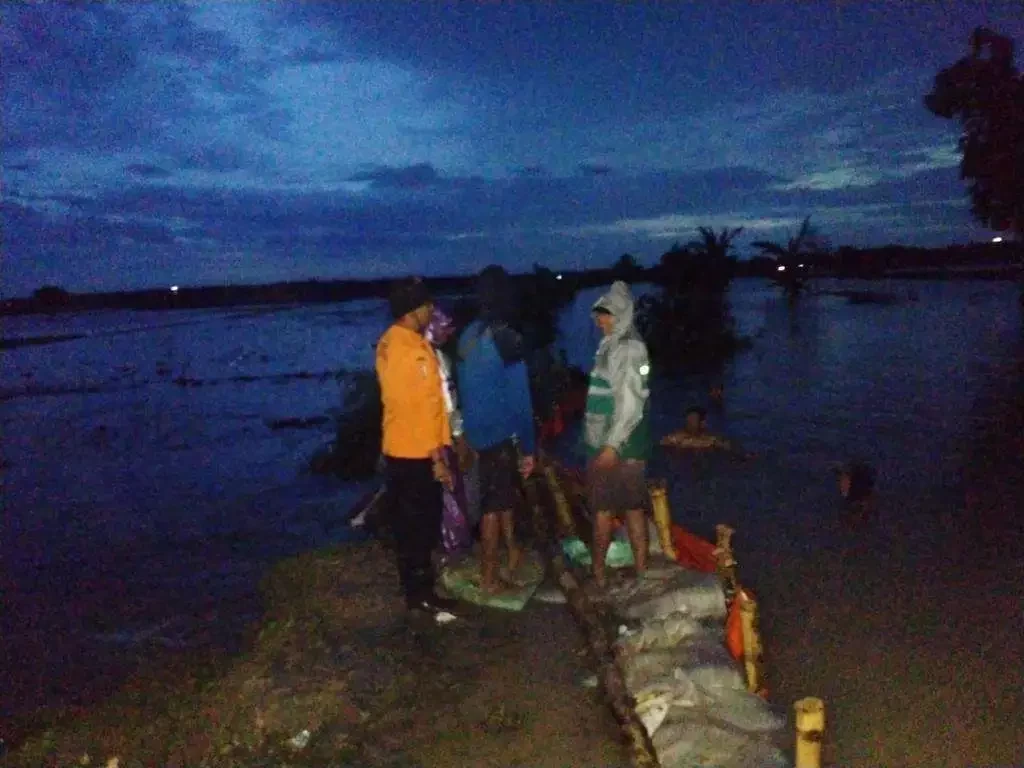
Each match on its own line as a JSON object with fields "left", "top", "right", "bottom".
{"left": 586, "top": 459, "right": 648, "bottom": 516}
{"left": 475, "top": 438, "right": 522, "bottom": 515}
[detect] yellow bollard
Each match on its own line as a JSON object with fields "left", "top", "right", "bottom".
{"left": 647, "top": 480, "right": 677, "bottom": 560}
{"left": 794, "top": 697, "right": 825, "bottom": 768}
{"left": 542, "top": 463, "right": 577, "bottom": 537}
{"left": 738, "top": 590, "right": 763, "bottom": 694}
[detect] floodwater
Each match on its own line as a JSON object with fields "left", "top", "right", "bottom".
{"left": 2, "top": 279, "right": 1022, "bottom": 765}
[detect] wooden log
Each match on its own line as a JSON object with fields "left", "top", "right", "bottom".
{"left": 524, "top": 468, "right": 661, "bottom": 768}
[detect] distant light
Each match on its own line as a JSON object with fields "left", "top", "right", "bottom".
{"left": 798, "top": 263, "right": 805, "bottom": 268}
{"left": 170, "top": 285, "right": 179, "bottom": 293}
{"left": 556, "top": 274, "right": 563, "bottom": 280}
{"left": 992, "top": 236, "right": 1004, "bottom": 243}
{"left": 777, "top": 265, "right": 786, "bottom": 272}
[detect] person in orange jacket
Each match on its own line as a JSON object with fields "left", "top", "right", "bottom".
{"left": 376, "top": 277, "right": 459, "bottom": 620}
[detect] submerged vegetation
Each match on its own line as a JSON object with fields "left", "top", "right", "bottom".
{"left": 752, "top": 216, "right": 830, "bottom": 301}
{"left": 636, "top": 227, "right": 750, "bottom": 372}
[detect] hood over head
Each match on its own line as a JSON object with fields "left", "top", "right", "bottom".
{"left": 591, "top": 280, "right": 635, "bottom": 336}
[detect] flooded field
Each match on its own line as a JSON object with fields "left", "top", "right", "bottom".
{"left": 2, "top": 278, "right": 1021, "bottom": 765}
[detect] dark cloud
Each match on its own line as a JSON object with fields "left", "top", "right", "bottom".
{"left": 348, "top": 163, "right": 442, "bottom": 188}
{"left": 514, "top": 166, "right": 549, "bottom": 177}
{"left": 125, "top": 164, "right": 173, "bottom": 179}
{"left": 180, "top": 146, "right": 249, "bottom": 173}
{"left": 0, "top": 1, "right": 256, "bottom": 152}
{"left": 1, "top": 200, "right": 176, "bottom": 249}
{"left": 1, "top": 1, "right": 1006, "bottom": 294}
{"left": 25, "top": 194, "right": 95, "bottom": 208}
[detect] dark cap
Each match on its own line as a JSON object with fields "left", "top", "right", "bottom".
{"left": 476, "top": 264, "right": 517, "bottom": 325}
{"left": 388, "top": 277, "right": 431, "bottom": 319}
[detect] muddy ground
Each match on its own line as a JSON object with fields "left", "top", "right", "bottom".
{"left": 7, "top": 541, "right": 629, "bottom": 767}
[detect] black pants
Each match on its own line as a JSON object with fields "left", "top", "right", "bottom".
{"left": 385, "top": 456, "right": 442, "bottom": 601}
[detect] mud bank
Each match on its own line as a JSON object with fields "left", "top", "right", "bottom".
{"left": 8, "top": 542, "right": 627, "bottom": 767}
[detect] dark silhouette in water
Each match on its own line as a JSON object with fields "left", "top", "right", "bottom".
{"left": 836, "top": 461, "right": 877, "bottom": 527}
{"left": 309, "top": 372, "right": 382, "bottom": 479}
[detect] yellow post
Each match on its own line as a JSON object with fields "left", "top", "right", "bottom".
{"left": 542, "top": 462, "right": 577, "bottom": 538}
{"left": 794, "top": 697, "right": 825, "bottom": 768}
{"left": 647, "top": 479, "right": 677, "bottom": 560}
{"left": 738, "top": 590, "right": 763, "bottom": 694}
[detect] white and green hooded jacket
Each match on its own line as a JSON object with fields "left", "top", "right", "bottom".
{"left": 584, "top": 281, "right": 652, "bottom": 461}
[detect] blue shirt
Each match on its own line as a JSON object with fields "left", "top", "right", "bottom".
{"left": 456, "top": 320, "right": 536, "bottom": 455}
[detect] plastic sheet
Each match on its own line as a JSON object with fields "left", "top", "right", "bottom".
{"left": 560, "top": 536, "right": 635, "bottom": 568}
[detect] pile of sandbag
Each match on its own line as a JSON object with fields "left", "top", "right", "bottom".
{"left": 605, "top": 561, "right": 791, "bottom": 768}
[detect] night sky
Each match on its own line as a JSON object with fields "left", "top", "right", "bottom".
{"left": 2, "top": 1, "right": 1022, "bottom": 296}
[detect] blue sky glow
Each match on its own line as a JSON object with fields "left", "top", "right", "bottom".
{"left": 2, "top": 0, "right": 1022, "bottom": 295}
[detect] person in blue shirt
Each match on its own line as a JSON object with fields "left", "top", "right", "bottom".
{"left": 456, "top": 265, "right": 536, "bottom": 593}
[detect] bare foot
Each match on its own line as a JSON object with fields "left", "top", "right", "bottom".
{"left": 507, "top": 546, "right": 523, "bottom": 574}
{"left": 481, "top": 579, "right": 521, "bottom": 597}
{"left": 499, "top": 567, "right": 530, "bottom": 588}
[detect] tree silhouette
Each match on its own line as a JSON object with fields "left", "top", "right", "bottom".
{"left": 925, "top": 27, "right": 1024, "bottom": 237}
{"left": 32, "top": 285, "right": 72, "bottom": 308}
{"left": 635, "top": 227, "right": 746, "bottom": 370}
{"left": 612, "top": 252, "right": 641, "bottom": 281}
{"left": 690, "top": 226, "right": 744, "bottom": 262}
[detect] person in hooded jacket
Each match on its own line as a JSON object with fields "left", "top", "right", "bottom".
{"left": 456, "top": 265, "right": 536, "bottom": 593}
{"left": 584, "top": 281, "right": 652, "bottom": 588}
{"left": 375, "top": 278, "right": 460, "bottom": 620}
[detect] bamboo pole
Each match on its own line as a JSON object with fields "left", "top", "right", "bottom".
{"left": 525, "top": 465, "right": 661, "bottom": 768}
{"left": 647, "top": 480, "right": 677, "bottom": 560}
{"left": 738, "top": 590, "right": 765, "bottom": 695}
{"left": 794, "top": 697, "right": 825, "bottom": 768}
{"left": 542, "top": 461, "right": 577, "bottom": 538}
{"left": 714, "top": 523, "right": 739, "bottom": 604}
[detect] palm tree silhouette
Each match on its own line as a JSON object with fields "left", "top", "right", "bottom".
{"left": 751, "top": 217, "right": 827, "bottom": 298}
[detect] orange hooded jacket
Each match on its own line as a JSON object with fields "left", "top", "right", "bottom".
{"left": 375, "top": 323, "right": 451, "bottom": 459}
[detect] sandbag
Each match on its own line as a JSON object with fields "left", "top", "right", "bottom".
{"left": 619, "top": 568, "right": 727, "bottom": 622}
{"left": 652, "top": 717, "right": 789, "bottom": 768}
{"left": 620, "top": 640, "right": 741, "bottom": 695}
{"left": 615, "top": 612, "right": 705, "bottom": 654}
{"left": 633, "top": 668, "right": 703, "bottom": 739}
{"left": 697, "top": 686, "right": 786, "bottom": 734}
